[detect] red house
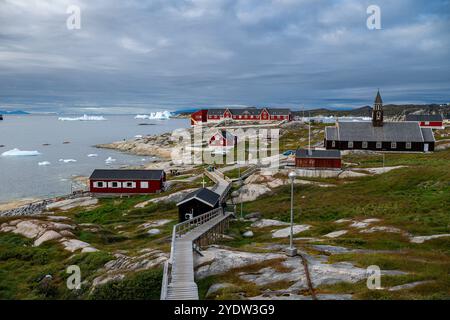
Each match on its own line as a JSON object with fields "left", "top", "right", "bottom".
{"left": 295, "top": 149, "right": 342, "bottom": 169}
{"left": 89, "top": 169, "right": 166, "bottom": 195}
{"left": 191, "top": 109, "right": 208, "bottom": 126}
{"left": 405, "top": 114, "right": 444, "bottom": 130}
{"left": 209, "top": 130, "right": 237, "bottom": 147}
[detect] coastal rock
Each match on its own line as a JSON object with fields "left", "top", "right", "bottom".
{"left": 60, "top": 239, "right": 92, "bottom": 252}
{"left": 46, "top": 197, "right": 98, "bottom": 211}
{"left": 139, "top": 219, "right": 172, "bottom": 230}
{"left": 242, "top": 231, "right": 254, "bottom": 238}
{"left": 245, "top": 212, "right": 262, "bottom": 220}
{"left": 324, "top": 230, "right": 348, "bottom": 238}
{"left": 34, "top": 230, "right": 62, "bottom": 246}
{"left": 251, "top": 219, "right": 289, "bottom": 228}
{"left": 360, "top": 226, "right": 404, "bottom": 234}
{"left": 271, "top": 225, "right": 311, "bottom": 238}
{"left": 195, "top": 247, "right": 285, "bottom": 279}
{"left": 13, "top": 220, "right": 45, "bottom": 238}
{"left": 147, "top": 229, "right": 161, "bottom": 235}
{"left": 388, "top": 281, "right": 433, "bottom": 292}
{"left": 234, "top": 184, "right": 271, "bottom": 203}
{"left": 410, "top": 234, "right": 450, "bottom": 244}
{"left": 135, "top": 189, "right": 197, "bottom": 208}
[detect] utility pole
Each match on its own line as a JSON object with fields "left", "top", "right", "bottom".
{"left": 202, "top": 174, "right": 206, "bottom": 188}
{"left": 286, "top": 171, "right": 297, "bottom": 257}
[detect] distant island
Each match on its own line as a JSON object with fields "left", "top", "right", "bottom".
{"left": 0, "top": 110, "right": 30, "bottom": 115}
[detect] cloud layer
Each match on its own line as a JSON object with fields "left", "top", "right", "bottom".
{"left": 0, "top": 0, "right": 449, "bottom": 111}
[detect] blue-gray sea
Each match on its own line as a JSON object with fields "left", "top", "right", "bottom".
{"left": 0, "top": 115, "right": 189, "bottom": 203}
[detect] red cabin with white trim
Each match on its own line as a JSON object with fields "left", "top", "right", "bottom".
{"left": 89, "top": 169, "right": 166, "bottom": 195}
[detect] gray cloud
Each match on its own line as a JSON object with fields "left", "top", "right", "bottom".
{"left": 0, "top": 0, "right": 449, "bottom": 112}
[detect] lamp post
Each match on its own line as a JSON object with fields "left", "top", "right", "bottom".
{"left": 286, "top": 171, "right": 297, "bottom": 257}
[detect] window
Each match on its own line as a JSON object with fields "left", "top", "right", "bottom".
{"left": 362, "top": 141, "right": 368, "bottom": 149}
{"left": 425, "top": 121, "right": 430, "bottom": 125}
{"left": 348, "top": 141, "right": 354, "bottom": 148}
{"left": 406, "top": 142, "right": 412, "bottom": 149}
{"left": 376, "top": 142, "right": 382, "bottom": 149}
{"left": 124, "top": 182, "right": 136, "bottom": 189}
{"left": 391, "top": 142, "right": 397, "bottom": 149}
{"left": 331, "top": 141, "right": 336, "bottom": 148}
{"left": 141, "top": 182, "right": 149, "bottom": 189}
{"left": 94, "top": 181, "right": 105, "bottom": 188}
{"left": 109, "top": 182, "right": 121, "bottom": 188}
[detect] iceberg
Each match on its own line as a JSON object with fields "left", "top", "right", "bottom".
{"left": 134, "top": 135, "right": 143, "bottom": 138}
{"left": 105, "top": 157, "right": 116, "bottom": 164}
{"left": 1, "top": 148, "right": 41, "bottom": 157}
{"left": 87, "top": 154, "right": 98, "bottom": 157}
{"left": 59, "top": 159, "right": 77, "bottom": 163}
{"left": 58, "top": 114, "right": 107, "bottom": 121}
{"left": 38, "top": 161, "right": 51, "bottom": 166}
{"left": 134, "top": 111, "right": 172, "bottom": 120}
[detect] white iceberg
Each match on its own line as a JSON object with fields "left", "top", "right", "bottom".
{"left": 1, "top": 148, "right": 41, "bottom": 157}
{"left": 105, "top": 157, "right": 116, "bottom": 164}
{"left": 134, "top": 135, "right": 143, "bottom": 138}
{"left": 59, "top": 159, "right": 77, "bottom": 163}
{"left": 58, "top": 114, "right": 106, "bottom": 121}
{"left": 38, "top": 161, "right": 51, "bottom": 166}
{"left": 87, "top": 154, "right": 98, "bottom": 157}
{"left": 134, "top": 111, "right": 172, "bottom": 120}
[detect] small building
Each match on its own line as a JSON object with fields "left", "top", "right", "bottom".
{"left": 405, "top": 114, "right": 444, "bottom": 130}
{"left": 209, "top": 130, "right": 237, "bottom": 148}
{"left": 177, "top": 188, "right": 220, "bottom": 222}
{"left": 325, "top": 91, "right": 436, "bottom": 152}
{"left": 89, "top": 169, "right": 166, "bottom": 195}
{"left": 296, "top": 149, "right": 342, "bottom": 169}
{"left": 191, "top": 109, "right": 208, "bottom": 126}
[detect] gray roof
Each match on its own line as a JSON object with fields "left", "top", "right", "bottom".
{"left": 231, "top": 108, "right": 261, "bottom": 116}
{"left": 208, "top": 109, "right": 227, "bottom": 116}
{"left": 405, "top": 114, "right": 443, "bottom": 122}
{"left": 375, "top": 90, "right": 383, "bottom": 104}
{"left": 421, "top": 128, "right": 435, "bottom": 142}
{"left": 296, "top": 149, "right": 341, "bottom": 159}
{"left": 267, "top": 108, "right": 291, "bottom": 115}
{"left": 325, "top": 121, "right": 435, "bottom": 142}
{"left": 90, "top": 169, "right": 164, "bottom": 181}
{"left": 177, "top": 188, "right": 220, "bottom": 207}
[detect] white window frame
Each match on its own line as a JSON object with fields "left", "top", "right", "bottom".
{"left": 123, "top": 181, "right": 136, "bottom": 189}
{"left": 425, "top": 121, "right": 430, "bottom": 125}
{"left": 376, "top": 141, "right": 382, "bottom": 149}
{"left": 406, "top": 142, "right": 412, "bottom": 149}
{"left": 108, "top": 181, "right": 121, "bottom": 188}
{"left": 348, "top": 141, "right": 354, "bottom": 149}
{"left": 141, "top": 181, "right": 149, "bottom": 189}
{"left": 391, "top": 142, "right": 397, "bottom": 149}
{"left": 94, "top": 181, "right": 106, "bottom": 188}
{"left": 362, "top": 141, "right": 368, "bottom": 149}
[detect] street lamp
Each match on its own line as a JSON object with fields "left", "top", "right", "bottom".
{"left": 286, "top": 171, "right": 297, "bottom": 257}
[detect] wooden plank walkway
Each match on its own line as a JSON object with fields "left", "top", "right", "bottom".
{"left": 165, "top": 212, "right": 233, "bottom": 300}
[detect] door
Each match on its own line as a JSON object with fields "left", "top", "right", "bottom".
{"left": 424, "top": 144, "right": 429, "bottom": 152}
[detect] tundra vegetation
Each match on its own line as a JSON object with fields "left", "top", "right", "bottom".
{"left": 0, "top": 124, "right": 449, "bottom": 300}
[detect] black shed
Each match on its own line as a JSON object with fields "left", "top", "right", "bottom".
{"left": 176, "top": 188, "right": 220, "bottom": 222}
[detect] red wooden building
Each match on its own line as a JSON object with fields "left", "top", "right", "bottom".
{"left": 89, "top": 169, "right": 166, "bottom": 195}
{"left": 191, "top": 107, "right": 292, "bottom": 125}
{"left": 405, "top": 114, "right": 444, "bottom": 130}
{"left": 209, "top": 130, "right": 237, "bottom": 147}
{"left": 295, "top": 149, "right": 342, "bottom": 169}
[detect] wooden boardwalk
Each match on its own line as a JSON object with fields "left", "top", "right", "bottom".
{"left": 164, "top": 211, "right": 233, "bottom": 300}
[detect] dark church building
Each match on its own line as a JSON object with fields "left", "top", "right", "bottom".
{"left": 325, "top": 91, "right": 435, "bottom": 152}
{"left": 177, "top": 188, "right": 220, "bottom": 222}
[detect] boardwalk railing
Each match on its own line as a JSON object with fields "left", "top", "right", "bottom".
{"left": 161, "top": 207, "right": 226, "bottom": 300}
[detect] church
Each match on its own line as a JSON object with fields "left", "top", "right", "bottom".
{"left": 324, "top": 91, "right": 435, "bottom": 152}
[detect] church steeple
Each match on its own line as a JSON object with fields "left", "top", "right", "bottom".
{"left": 372, "top": 89, "right": 384, "bottom": 127}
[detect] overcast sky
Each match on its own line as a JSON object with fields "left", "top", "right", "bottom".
{"left": 0, "top": 0, "right": 449, "bottom": 113}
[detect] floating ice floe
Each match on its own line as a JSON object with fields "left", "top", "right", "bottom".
{"left": 105, "top": 157, "right": 116, "bottom": 164}
{"left": 58, "top": 114, "right": 106, "bottom": 121}
{"left": 1, "top": 148, "right": 41, "bottom": 157}
{"left": 134, "top": 111, "right": 172, "bottom": 120}
{"left": 38, "top": 161, "right": 51, "bottom": 166}
{"left": 134, "top": 135, "right": 143, "bottom": 138}
{"left": 87, "top": 154, "right": 98, "bottom": 157}
{"left": 59, "top": 159, "right": 77, "bottom": 163}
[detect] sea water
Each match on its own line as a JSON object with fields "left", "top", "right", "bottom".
{"left": 0, "top": 114, "right": 189, "bottom": 203}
